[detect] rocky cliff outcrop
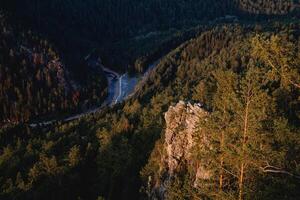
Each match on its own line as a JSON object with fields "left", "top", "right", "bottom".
{"left": 163, "top": 101, "right": 209, "bottom": 176}
{"left": 144, "top": 101, "right": 212, "bottom": 199}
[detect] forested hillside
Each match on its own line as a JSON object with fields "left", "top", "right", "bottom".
{"left": 2, "top": 0, "right": 298, "bottom": 70}
{"left": 238, "top": 0, "right": 299, "bottom": 14}
{"left": 1, "top": 0, "right": 298, "bottom": 124}
{"left": 141, "top": 24, "right": 300, "bottom": 200}
{"left": 1, "top": 0, "right": 234, "bottom": 70}
{"left": 0, "top": 13, "right": 107, "bottom": 124}
{"left": 0, "top": 0, "right": 300, "bottom": 200}
{"left": 0, "top": 20, "right": 299, "bottom": 200}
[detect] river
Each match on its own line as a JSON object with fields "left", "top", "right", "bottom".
{"left": 29, "top": 59, "right": 158, "bottom": 127}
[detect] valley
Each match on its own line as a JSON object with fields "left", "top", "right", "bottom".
{"left": 0, "top": 1, "right": 300, "bottom": 200}
{"left": 29, "top": 57, "right": 159, "bottom": 127}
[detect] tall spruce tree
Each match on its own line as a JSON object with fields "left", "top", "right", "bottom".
{"left": 197, "top": 62, "right": 276, "bottom": 199}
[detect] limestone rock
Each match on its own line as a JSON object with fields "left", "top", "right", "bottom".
{"left": 149, "top": 101, "right": 212, "bottom": 199}
{"left": 163, "top": 101, "right": 208, "bottom": 175}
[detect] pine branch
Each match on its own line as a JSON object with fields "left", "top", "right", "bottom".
{"left": 260, "top": 163, "right": 300, "bottom": 180}
{"left": 255, "top": 37, "right": 300, "bottom": 89}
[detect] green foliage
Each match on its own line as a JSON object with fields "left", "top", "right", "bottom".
{"left": 3, "top": 0, "right": 297, "bottom": 71}
{"left": 0, "top": 14, "right": 107, "bottom": 124}
{"left": 1, "top": 19, "right": 300, "bottom": 200}
{"left": 141, "top": 23, "right": 300, "bottom": 200}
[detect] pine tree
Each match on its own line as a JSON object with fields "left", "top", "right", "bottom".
{"left": 198, "top": 63, "right": 276, "bottom": 199}
{"left": 251, "top": 34, "right": 300, "bottom": 90}
{"left": 68, "top": 145, "right": 81, "bottom": 167}
{"left": 194, "top": 69, "right": 240, "bottom": 199}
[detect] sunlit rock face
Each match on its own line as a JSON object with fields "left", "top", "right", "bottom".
{"left": 149, "top": 101, "right": 212, "bottom": 199}
{"left": 164, "top": 101, "right": 208, "bottom": 175}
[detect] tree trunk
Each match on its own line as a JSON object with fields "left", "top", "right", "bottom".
{"left": 239, "top": 99, "right": 250, "bottom": 200}
{"left": 219, "top": 131, "right": 224, "bottom": 191}
{"left": 219, "top": 106, "right": 226, "bottom": 191}
{"left": 238, "top": 163, "right": 245, "bottom": 200}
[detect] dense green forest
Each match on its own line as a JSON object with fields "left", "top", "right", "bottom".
{"left": 238, "top": 0, "right": 298, "bottom": 14}
{"left": 1, "top": 0, "right": 234, "bottom": 71}
{"left": 0, "top": 14, "right": 107, "bottom": 124}
{"left": 141, "top": 25, "right": 300, "bottom": 200}
{"left": 1, "top": 0, "right": 298, "bottom": 123}
{"left": 1, "top": 20, "right": 299, "bottom": 199}
{"left": 2, "top": 0, "right": 299, "bottom": 71}
{"left": 0, "top": 1, "right": 300, "bottom": 200}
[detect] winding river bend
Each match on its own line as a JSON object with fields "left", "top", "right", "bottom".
{"left": 29, "top": 58, "right": 158, "bottom": 127}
